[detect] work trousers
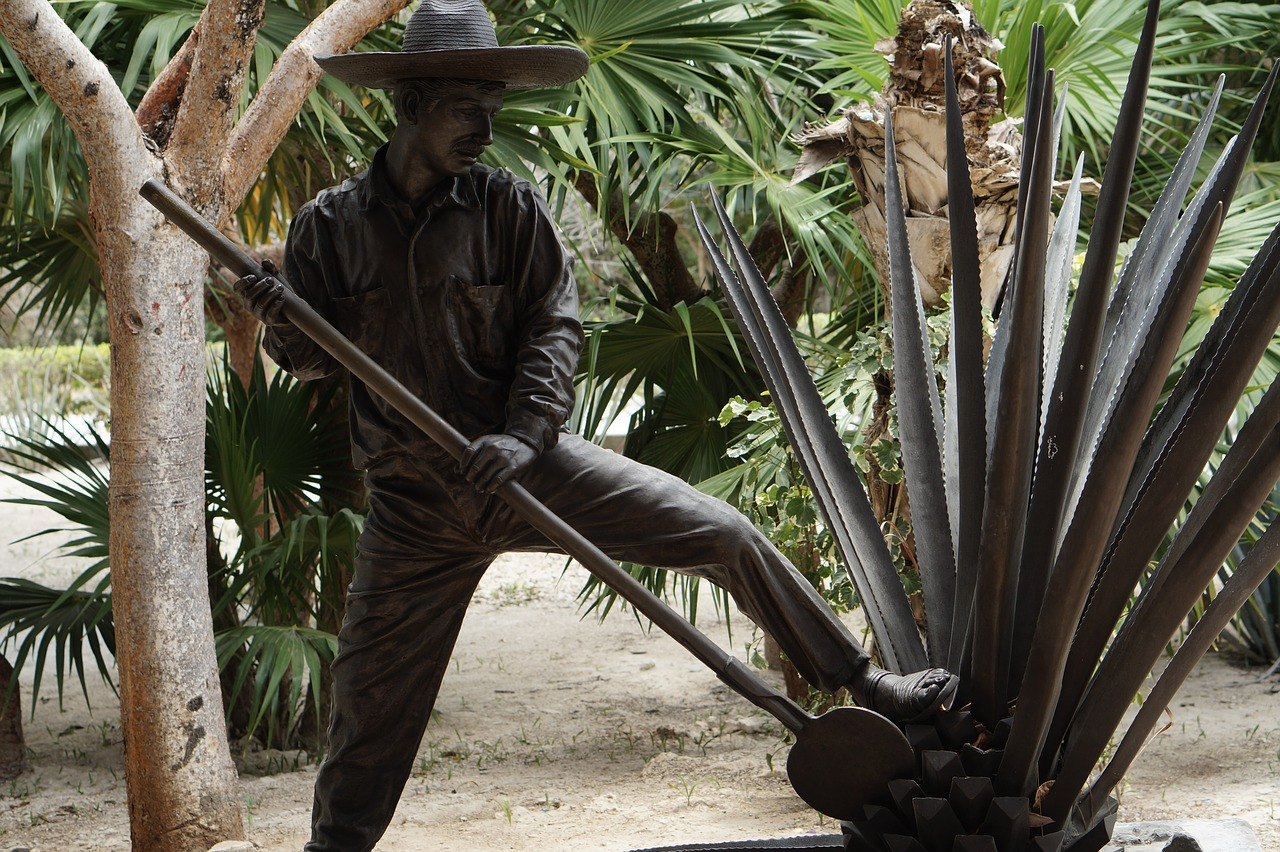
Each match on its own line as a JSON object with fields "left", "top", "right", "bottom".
{"left": 305, "top": 435, "right": 868, "bottom": 851}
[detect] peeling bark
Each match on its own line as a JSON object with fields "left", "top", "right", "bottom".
{"left": 136, "top": 21, "right": 201, "bottom": 148}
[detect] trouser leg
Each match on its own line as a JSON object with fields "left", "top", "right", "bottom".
{"left": 305, "top": 545, "right": 492, "bottom": 852}
{"left": 498, "top": 436, "right": 868, "bottom": 693}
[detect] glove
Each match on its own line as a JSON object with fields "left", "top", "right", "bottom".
{"left": 234, "top": 258, "right": 291, "bottom": 327}
{"left": 460, "top": 434, "right": 538, "bottom": 493}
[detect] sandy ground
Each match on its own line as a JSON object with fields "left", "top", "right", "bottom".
{"left": 0, "top": 471, "right": 1277, "bottom": 851}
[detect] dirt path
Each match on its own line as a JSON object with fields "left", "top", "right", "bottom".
{"left": 0, "top": 474, "right": 1277, "bottom": 851}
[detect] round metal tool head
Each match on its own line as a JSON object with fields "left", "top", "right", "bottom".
{"left": 786, "top": 706, "right": 915, "bottom": 821}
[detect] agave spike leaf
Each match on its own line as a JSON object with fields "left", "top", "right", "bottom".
{"left": 1000, "top": 200, "right": 1224, "bottom": 801}
{"left": 1040, "top": 155, "right": 1086, "bottom": 435}
{"left": 1002, "top": 152, "right": 1086, "bottom": 695}
{"left": 982, "top": 22, "right": 1046, "bottom": 459}
{"left": 970, "top": 59, "right": 1054, "bottom": 728}
{"left": 1094, "top": 77, "right": 1228, "bottom": 360}
{"left": 1103, "top": 62, "right": 1280, "bottom": 528}
{"left": 884, "top": 108, "right": 956, "bottom": 665}
{"left": 694, "top": 195, "right": 927, "bottom": 673}
{"left": 1085, "top": 478, "right": 1280, "bottom": 816}
{"left": 1068, "top": 82, "right": 1244, "bottom": 521}
{"left": 1045, "top": 317, "right": 1280, "bottom": 823}
{"left": 1050, "top": 81, "right": 1068, "bottom": 179}
{"left": 1049, "top": 183, "right": 1280, "bottom": 766}
{"left": 942, "top": 36, "right": 988, "bottom": 674}
{"left": 1012, "top": 0, "right": 1162, "bottom": 609}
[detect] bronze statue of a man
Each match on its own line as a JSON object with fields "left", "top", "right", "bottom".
{"left": 236, "top": 2, "right": 956, "bottom": 849}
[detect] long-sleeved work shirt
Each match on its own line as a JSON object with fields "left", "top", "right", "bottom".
{"left": 265, "top": 146, "right": 584, "bottom": 480}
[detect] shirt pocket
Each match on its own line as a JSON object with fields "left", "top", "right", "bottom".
{"left": 331, "top": 285, "right": 390, "bottom": 353}
{"left": 446, "top": 276, "right": 515, "bottom": 372}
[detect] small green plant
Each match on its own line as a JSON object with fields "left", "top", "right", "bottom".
{"left": 668, "top": 773, "right": 719, "bottom": 806}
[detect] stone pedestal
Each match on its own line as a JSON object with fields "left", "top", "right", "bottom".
{"left": 1106, "top": 819, "right": 1261, "bottom": 852}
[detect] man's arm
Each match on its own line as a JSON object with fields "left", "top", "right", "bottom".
{"left": 259, "top": 204, "right": 341, "bottom": 380}
{"left": 462, "top": 183, "right": 584, "bottom": 493}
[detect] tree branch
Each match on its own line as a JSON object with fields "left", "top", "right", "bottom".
{"left": 220, "top": 0, "right": 412, "bottom": 216}
{"left": 0, "top": 0, "right": 147, "bottom": 177}
{"left": 168, "top": 0, "right": 266, "bottom": 209}
{"left": 136, "top": 17, "right": 203, "bottom": 148}
{"left": 0, "top": 0, "right": 157, "bottom": 227}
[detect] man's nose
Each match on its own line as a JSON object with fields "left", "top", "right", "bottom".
{"left": 476, "top": 114, "right": 494, "bottom": 146}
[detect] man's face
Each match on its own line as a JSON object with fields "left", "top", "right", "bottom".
{"left": 417, "top": 84, "right": 505, "bottom": 180}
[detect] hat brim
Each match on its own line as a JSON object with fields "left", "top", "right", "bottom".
{"left": 314, "top": 45, "right": 588, "bottom": 90}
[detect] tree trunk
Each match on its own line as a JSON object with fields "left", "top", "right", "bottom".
{"left": 0, "top": 656, "right": 28, "bottom": 779}
{"left": 104, "top": 197, "right": 245, "bottom": 851}
{"left": 795, "top": 0, "right": 1019, "bottom": 311}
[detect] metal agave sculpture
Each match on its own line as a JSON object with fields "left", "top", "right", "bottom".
{"left": 694, "top": 1, "right": 1280, "bottom": 849}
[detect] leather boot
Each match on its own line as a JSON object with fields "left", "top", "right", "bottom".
{"left": 847, "top": 661, "right": 958, "bottom": 723}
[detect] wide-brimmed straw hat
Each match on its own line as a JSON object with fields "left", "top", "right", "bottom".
{"left": 314, "top": 0, "right": 588, "bottom": 90}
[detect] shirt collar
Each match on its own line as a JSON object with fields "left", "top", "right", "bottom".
{"left": 361, "top": 144, "right": 480, "bottom": 217}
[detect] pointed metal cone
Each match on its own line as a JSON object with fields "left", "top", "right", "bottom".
{"left": 1033, "top": 830, "right": 1067, "bottom": 852}
{"left": 970, "top": 61, "right": 1055, "bottom": 727}
{"left": 941, "top": 34, "right": 989, "bottom": 676}
{"left": 864, "top": 803, "right": 911, "bottom": 838}
{"left": 953, "top": 838, "right": 999, "bottom": 852}
{"left": 884, "top": 835, "right": 929, "bottom": 852}
{"left": 906, "top": 723, "right": 945, "bottom": 759}
{"left": 1000, "top": 202, "right": 1225, "bottom": 800}
{"left": 1004, "top": 0, "right": 1161, "bottom": 702}
{"left": 692, "top": 202, "right": 929, "bottom": 672}
{"left": 1044, "top": 366, "right": 1280, "bottom": 820}
{"left": 949, "top": 775, "right": 996, "bottom": 831}
{"left": 936, "top": 709, "right": 979, "bottom": 751}
{"left": 960, "top": 744, "right": 1003, "bottom": 778}
{"left": 921, "top": 749, "right": 965, "bottom": 798}
{"left": 885, "top": 109, "right": 957, "bottom": 665}
{"left": 889, "top": 778, "right": 926, "bottom": 828}
{"left": 1086, "top": 502, "right": 1280, "bottom": 813}
{"left": 840, "top": 820, "right": 881, "bottom": 850}
{"left": 913, "top": 797, "right": 968, "bottom": 852}
{"left": 977, "top": 797, "right": 1031, "bottom": 850}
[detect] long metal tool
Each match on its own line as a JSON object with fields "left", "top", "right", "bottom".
{"left": 139, "top": 177, "right": 914, "bottom": 821}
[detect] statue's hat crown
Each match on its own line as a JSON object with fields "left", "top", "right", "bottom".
{"left": 314, "top": 0, "right": 588, "bottom": 90}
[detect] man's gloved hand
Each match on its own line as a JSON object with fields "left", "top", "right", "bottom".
{"left": 234, "top": 258, "right": 291, "bottom": 327}
{"left": 461, "top": 434, "right": 538, "bottom": 493}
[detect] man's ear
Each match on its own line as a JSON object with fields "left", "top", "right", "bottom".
{"left": 396, "top": 85, "right": 421, "bottom": 124}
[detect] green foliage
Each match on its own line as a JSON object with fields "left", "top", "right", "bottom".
{"left": 704, "top": 398, "right": 856, "bottom": 614}
{"left": 0, "top": 354, "right": 360, "bottom": 747}
{"left": 0, "top": 420, "right": 112, "bottom": 711}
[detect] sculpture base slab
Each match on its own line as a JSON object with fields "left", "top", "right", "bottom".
{"left": 624, "top": 819, "right": 1260, "bottom": 852}
{"left": 627, "top": 837, "right": 843, "bottom": 851}
{"left": 1106, "top": 819, "right": 1261, "bottom": 852}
